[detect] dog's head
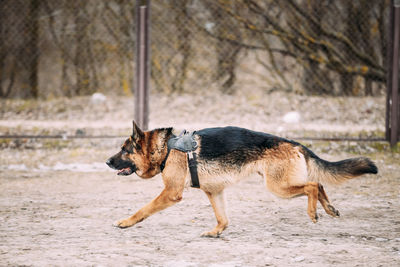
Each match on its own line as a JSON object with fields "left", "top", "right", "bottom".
{"left": 106, "top": 121, "right": 173, "bottom": 178}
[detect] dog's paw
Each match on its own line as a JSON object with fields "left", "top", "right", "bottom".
{"left": 327, "top": 205, "right": 340, "bottom": 217}
{"left": 113, "top": 218, "right": 134, "bottom": 228}
{"left": 201, "top": 230, "right": 221, "bottom": 238}
{"left": 311, "top": 213, "right": 319, "bottom": 223}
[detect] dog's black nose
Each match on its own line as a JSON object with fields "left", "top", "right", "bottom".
{"left": 106, "top": 158, "right": 113, "bottom": 167}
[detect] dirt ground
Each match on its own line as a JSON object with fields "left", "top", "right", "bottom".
{"left": 0, "top": 92, "right": 399, "bottom": 266}
{"left": 0, "top": 145, "right": 399, "bottom": 267}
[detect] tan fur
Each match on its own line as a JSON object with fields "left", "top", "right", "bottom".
{"left": 306, "top": 157, "right": 365, "bottom": 185}
{"left": 123, "top": 130, "right": 169, "bottom": 178}
{"left": 114, "top": 150, "right": 187, "bottom": 228}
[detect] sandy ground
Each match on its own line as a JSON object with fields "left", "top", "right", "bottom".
{"left": 0, "top": 145, "right": 399, "bottom": 267}
{"left": 0, "top": 92, "right": 399, "bottom": 266}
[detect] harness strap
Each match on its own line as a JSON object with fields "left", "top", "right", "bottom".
{"left": 160, "top": 130, "right": 200, "bottom": 188}
{"left": 187, "top": 151, "right": 200, "bottom": 188}
{"left": 159, "top": 147, "right": 170, "bottom": 172}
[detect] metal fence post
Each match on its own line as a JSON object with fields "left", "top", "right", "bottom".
{"left": 135, "top": 0, "right": 150, "bottom": 130}
{"left": 386, "top": 0, "right": 400, "bottom": 147}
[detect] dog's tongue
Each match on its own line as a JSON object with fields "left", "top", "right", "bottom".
{"left": 117, "top": 167, "right": 133, "bottom": 176}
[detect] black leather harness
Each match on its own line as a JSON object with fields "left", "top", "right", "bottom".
{"left": 160, "top": 131, "right": 200, "bottom": 188}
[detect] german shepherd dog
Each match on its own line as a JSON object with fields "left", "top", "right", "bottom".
{"left": 106, "top": 121, "right": 378, "bottom": 237}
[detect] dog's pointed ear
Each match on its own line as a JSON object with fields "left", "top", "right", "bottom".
{"left": 132, "top": 120, "right": 144, "bottom": 141}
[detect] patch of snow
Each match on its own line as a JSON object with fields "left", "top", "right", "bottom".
{"left": 205, "top": 22, "right": 215, "bottom": 31}
{"left": 283, "top": 111, "right": 300, "bottom": 124}
{"left": 90, "top": 92, "right": 107, "bottom": 104}
{"left": 277, "top": 126, "right": 285, "bottom": 132}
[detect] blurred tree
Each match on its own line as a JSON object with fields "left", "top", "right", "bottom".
{"left": 172, "top": 0, "right": 192, "bottom": 93}
{"left": 26, "top": 0, "right": 40, "bottom": 98}
{"left": 0, "top": 0, "right": 40, "bottom": 98}
{"left": 103, "top": 0, "right": 135, "bottom": 95}
{"left": 0, "top": 1, "right": 15, "bottom": 98}
{"left": 257, "top": 0, "right": 385, "bottom": 95}
{"left": 199, "top": 0, "right": 388, "bottom": 96}
{"left": 298, "top": 0, "right": 333, "bottom": 95}
{"left": 74, "top": 1, "right": 92, "bottom": 95}
{"left": 0, "top": 0, "right": 391, "bottom": 98}
{"left": 208, "top": 1, "right": 242, "bottom": 94}
{"left": 44, "top": 0, "right": 74, "bottom": 97}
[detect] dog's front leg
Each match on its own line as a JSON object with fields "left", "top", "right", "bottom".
{"left": 114, "top": 150, "right": 187, "bottom": 229}
{"left": 114, "top": 188, "right": 183, "bottom": 228}
{"left": 201, "top": 190, "right": 228, "bottom": 238}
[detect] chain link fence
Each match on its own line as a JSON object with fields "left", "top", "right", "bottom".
{"left": 0, "top": 0, "right": 392, "bottom": 98}
{"left": 0, "top": 0, "right": 135, "bottom": 98}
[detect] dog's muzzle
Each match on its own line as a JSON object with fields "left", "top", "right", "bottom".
{"left": 106, "top": 159, "right": 113, "bottom": 168}
{"left": 106, "top": 157, "right": 136, "bottom": 176}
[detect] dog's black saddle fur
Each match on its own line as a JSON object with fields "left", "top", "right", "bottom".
{"left": 167, "top": 131, "right": 198, "bottom": 152}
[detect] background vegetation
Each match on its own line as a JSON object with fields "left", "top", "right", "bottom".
{"left": 0, "top": 0, "right": 390, "bottom": 98}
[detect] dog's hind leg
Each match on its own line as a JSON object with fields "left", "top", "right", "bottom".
{"left": 318, "top": 184, "right": 340, "bottom": 217}
{"left": 201, "top": 190, "right": 228, "bottom": 238}
{"left": 114, "top": 187, "right": 183, "bottom": 228}
{"left": 280, "top": 182, "right": 319, "bottom": 223}
{"left": 304, "top": 182, "right": 319, "bottom": 223}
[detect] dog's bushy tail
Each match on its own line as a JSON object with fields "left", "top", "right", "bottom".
{"left": 303, "top": 147, "right": 378, "bottom": 184}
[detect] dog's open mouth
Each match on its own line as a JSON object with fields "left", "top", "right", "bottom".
{"left": 117, "top": 167, "right": 134, "bottom": 176}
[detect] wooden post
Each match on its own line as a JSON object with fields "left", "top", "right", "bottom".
{"left": 135, "top": 0, "right": 150, "bottom": 130}
{"left": 386, "top": 0, "right": 400, "bottom": 147}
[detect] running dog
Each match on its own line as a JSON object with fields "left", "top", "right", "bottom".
{"left": 106, "top": 121, "right": 378, "bottom": 237}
